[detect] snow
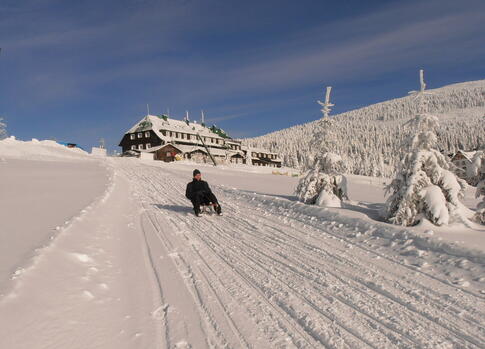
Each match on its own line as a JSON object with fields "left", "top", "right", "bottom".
{"left": 91, "top": 146, "right": 107, "bottom": 156}
{"left": 316, "top": 190, "right": 342, "bottom": 207}
{"left": 420, "top": 185, "right": 449, "bottom": 225}
{"left": 1, "top": 139, "right": 485, "bottom": 348}
{"left": 0, "top": 159, "right": 109, "bottom": 294}
{"left": 247, "top": 79, "right": 485, "bottom": 177}
{"left": 0, "top": 137, "right": 90, "bottom": 161}
{"left": 127, "top": 114, "right": 226, "bottom": 143}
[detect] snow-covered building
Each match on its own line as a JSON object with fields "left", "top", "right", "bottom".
{"left": 243, "top": 146, "right": 282, "bottom": 167}
{"left": 451, "top": 150, "right": 477, "bottom": 181}
{"left": 119, "top": 114, "right": 281, "bottom": 167}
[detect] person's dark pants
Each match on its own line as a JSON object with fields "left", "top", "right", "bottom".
{"left": 191, "top": 191, "right": 221, "bottom": 214}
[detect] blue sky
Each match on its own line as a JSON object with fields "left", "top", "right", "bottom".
{"left": 1, "top": 0, "right": 484, "bottom": 151}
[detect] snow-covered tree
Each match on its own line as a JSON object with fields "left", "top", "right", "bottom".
{"left": 0, "top": 118, "right": 7, "bottom": 140}
{"left": 295, "top": 152, "right": 348, "bottom": 208}
{"left": 385, "top": 70, "right": 467, "bottom": 226}
{"left": 245, "top": 80, "right": 485, "bottom": 178}
{"left": 296, "top": 86, "right": 349, "bottom": 207}
{"left": 468, "top": 150, "right": 485, "bottom": 186}
{"left": 470, "top": 150, "right": 485, "bottom": 224}
{"left": 317, "top": 86, "right": 334, "bottom": 119}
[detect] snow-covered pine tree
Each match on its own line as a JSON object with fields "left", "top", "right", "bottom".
{"left": 245, "top": 80, "right": 485, "bottom": 177}
{"left": 468, "top": 150, "right": 485, "bottom": 186}
{"left": 295, "top": 153, "right": 348, "bottom": 207}
{"left": 317, "top": 86, "right": 334, "bottom": 119}
{"left": 295, "top": 87, "right": 348, "bottom": 207}
{"left": 470, "top": 150, "right": 485, "bottom": 224}
{"left": 0, "top": 118, "right": 7, "bottom": 140}
{"left": 385, "top": 70, "right": 467, "bottom": 226}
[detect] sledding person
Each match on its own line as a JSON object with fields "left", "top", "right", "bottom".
{"left": 185, "top": 169, "right": 222, "bottom": 217}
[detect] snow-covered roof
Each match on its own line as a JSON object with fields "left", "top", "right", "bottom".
{"left": 127, "top": 115, "right": 226, "bottom": 142}
{"left": 453, "top": 150, "right": 477, "bottom": 161}
{"left": 241, "top": 145, "right": 278, "bottom": 155}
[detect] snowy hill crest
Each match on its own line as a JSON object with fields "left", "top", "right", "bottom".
{"left": 246, "top": 80, "right": 485, "bottom": 177}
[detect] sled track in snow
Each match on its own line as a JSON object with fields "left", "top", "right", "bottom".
{"left": 118, "top": 161, "right": 485, "bottom": 348}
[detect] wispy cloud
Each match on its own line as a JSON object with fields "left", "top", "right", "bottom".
{"left": 178, "top": 1, "right": 485, "bottom": 98}
{"left": 1, "top": 0, "right": 484, "bottom": 149}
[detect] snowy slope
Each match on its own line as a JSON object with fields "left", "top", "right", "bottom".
{"left": 246, "top": 80, "right": 485, "bottom": 177}
{"left": 0, "top": 137, "right": 91, "bottom": 161}
{"left": 1, "top": 152, "right": 484, "bottom": 348}
{"left": 0, "top": 138, "right": 110, "bottom": 294}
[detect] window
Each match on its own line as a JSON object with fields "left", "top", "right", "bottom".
{"left": 161, "top": 130, "right": 166, "bottom": 136}
{"left": 146, "top": 143, "right": 151, "bottom": 149}
{"left": 131, "top": 145, "right": 136, "bottom": 150}
{"left": 145, "top": 131, "right": 150, "bottom": 138}
{"left": 181, "top": 133, "right": 185, "bottom": 139}
{"left": 137, "top": 133, "right": 142, "bottom": 138}
{"left": 138, "top": 144, "right": 144, "bottom": 149}
{"left": 175, "top": 132, "right": 179, "bottom": 138}
{"left": 187, "top": 134, "right": 191, "bottom": 140}
{"left": 130, "top": 134, "right": 135, "bottom": 140}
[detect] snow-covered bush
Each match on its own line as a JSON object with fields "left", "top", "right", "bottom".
{"left": 0, "top": 118, "right": 7, "bottom": 140}
{"left": 471, "top": 150, "right": 485, "bottom": 224}
{"left": 295, "top": 152, "right": 348, "bottom": 207}
{"left": 385, "top": 71, "right": 467, "bottom": 226}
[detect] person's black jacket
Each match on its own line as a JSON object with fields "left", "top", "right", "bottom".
{"left": 185, "top": 179, "right": 212, "bottom": 201}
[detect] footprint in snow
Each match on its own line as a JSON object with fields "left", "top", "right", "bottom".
{"left": 82, "top": 290, "right": 95, "bottom": 300}
{"left": 70, "top": 252, "right": 94, "bottom": 264}
{"left": 98, "top": 283, "right": 109, "bottom": 291}
{"left": 174, "top": 341, "right": 191, "bottom": 349}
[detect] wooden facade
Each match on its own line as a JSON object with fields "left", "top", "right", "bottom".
{"left": 154, "top": 144, "right": 182, "bottom": 162}
{"left": 119, "top": 130, "right": 162, "bottom": 153}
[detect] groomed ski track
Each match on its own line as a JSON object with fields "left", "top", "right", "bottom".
{"left": 118, "top": 159, "right": 485, "bottom": 349}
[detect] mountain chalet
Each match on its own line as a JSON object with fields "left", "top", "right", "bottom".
{"left": 119, "top": 114, "right": 282, "bottom": 167}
